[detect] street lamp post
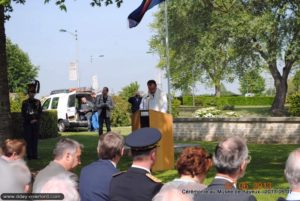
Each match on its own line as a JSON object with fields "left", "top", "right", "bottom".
{"left": 60, "top": 29, "right": 80, "bottom": 88}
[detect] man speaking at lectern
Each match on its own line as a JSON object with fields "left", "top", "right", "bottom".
{"left": 140, "top": 80, "right": 168, "bottom": 113}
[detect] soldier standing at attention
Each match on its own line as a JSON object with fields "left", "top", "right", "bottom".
{"left": 21, "top": 80, "right": 42, "bottom": 160}
{"left": 109, "top": 127, "right": 163, "bottom": 201}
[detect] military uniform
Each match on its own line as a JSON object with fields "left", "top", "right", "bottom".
{"left": 109, "top": 128, "right": 163, "bottom": 201}
{"left": 21, "top": 81, "right": 42, "bottom": 160}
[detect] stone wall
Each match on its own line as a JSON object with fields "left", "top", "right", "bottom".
{"left": 173, "top": 117, "right": 300, "bottom": 144}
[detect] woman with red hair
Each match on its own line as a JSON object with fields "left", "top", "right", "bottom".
{"left": 157, "top": 147, "right": 212, "bottom": 199}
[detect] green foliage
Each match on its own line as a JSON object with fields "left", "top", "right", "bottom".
{"left": 287, "top": 93, "right": 300, "bottom": 116}
{"left": 7, "top": 39, "right": 38, "bottom": 93}
{"left": 171, "top": 98, "right": 181, "bottom": 118}
{"left": 9, "top": 93, "right": 27, "bottom": 112}
{"left": 151, "top": 0, "right": 300, "bottom": 111}
{"left": 111, "top": 95, "right": 131, "bottom": 127}
{"left": 10, "top": 110, "right": 58, "bottom": 139}
{"left": 119, "top": 81, "right": 139, "bottom": 101}
{"left": 150, "top": 0, "right": 236, "bottom": 96}
{"left": 182, "top": 96, "right": 274, "bottom": 106}
{"left": 292, "top": 70, "right": 300, "bottom": 93}
{"left": 40, "top": 110, "right": 59, "bottom": 139}
{"left": 239, "top": 70, "right": 266, "bottom": 95}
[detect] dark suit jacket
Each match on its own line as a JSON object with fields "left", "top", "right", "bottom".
{"left": 128, "top": 96, "right": 142, "bottom": 113}
{"left": 109, "top": 167, "right": 163, "bottom": 201}
{"left": 194, "top": 178, "right": 257, "bottom": 201}
{"left": 79, "top": 160, "right": 118, "bottom": 201}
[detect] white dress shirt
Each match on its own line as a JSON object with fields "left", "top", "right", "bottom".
{"left": 287, "top": 191, "right": 300, "bottom": 200}
{"left": 140, "top": 88, "right": 167, "bottom": 113}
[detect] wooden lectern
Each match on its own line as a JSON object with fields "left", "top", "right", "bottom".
{"left": 131, "top": 110, "right": 174, "bottom": 171}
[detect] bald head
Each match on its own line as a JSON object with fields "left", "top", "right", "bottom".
{"left": 285, "top": 148, "right": 300, "bottom": 189}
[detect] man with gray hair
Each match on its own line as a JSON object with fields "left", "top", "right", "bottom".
{"left": 194, "top": 136, "right": 256, "bottom": 201}
{"left": 277, "top": 148, "right": 300, "bottom": 201}
{"left": 79, "top": 132, "right": 124, "bottom": 201}
{"left": 33, "top": 138, "right": 83, "bottom": 193}
{"left": 40, "top": 173, "right": 80, "bottom": 201}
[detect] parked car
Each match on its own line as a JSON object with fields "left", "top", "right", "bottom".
{"left": 42, "top": 88, "right": 93, "bottom": 132}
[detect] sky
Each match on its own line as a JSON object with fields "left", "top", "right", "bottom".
{"left": 5, "top": 0, "right": 248, "bottom": 97}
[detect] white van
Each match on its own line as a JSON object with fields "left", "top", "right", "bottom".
{"left": 42, "top": 88, "right": 93, "bottom": 131}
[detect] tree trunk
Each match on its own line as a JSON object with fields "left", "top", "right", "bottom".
{"left": 214, "top": 80, "right": 221, "bottom": 97}
{"left": 271, "top": 77, "right": 287, "bottom": 115}
{"left": 0, "top": 6, "right": 12, "bottom": 143}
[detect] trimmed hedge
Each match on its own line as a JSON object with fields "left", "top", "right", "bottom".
{"left": 182, "top": 96, "right": 274, "bottom": 106}
{"left": 288, "top": 93, "right": 300, "bottom": 116}
{"left": 11, "top": 110, "right": 58, "bottom": 139}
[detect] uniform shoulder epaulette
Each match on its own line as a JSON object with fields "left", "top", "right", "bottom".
{"left": 112, "top": 171, "right": 126, "bottom": 177}
{"left": 146, "top": 173, "right": 162, "bottom": 183}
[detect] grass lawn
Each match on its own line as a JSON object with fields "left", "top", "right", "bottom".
{"left": 27, "top": 130, "right": 298, "bottom": 201}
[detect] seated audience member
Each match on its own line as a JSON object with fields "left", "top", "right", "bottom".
{"left": 1, "top": 139, "right": 31, "bottom": 192}
{"left": 79, "top": 132, "right": 124, "bottom": 201}
{"left": 40, "top": 173, "right": 80, "bottom": 201}
{"left": 1, "top": 139, "right": 26, "bottom": 161}
{"left": 277, "top": 148, "right": 300, "bottom": 201}
{"left": 152, "top": 184, "right": 192, "bottom": 201}
{"left": 159, "top": 147, "right": 212, "bottom": 199}
{"left": 0, "top": 158, "right": 23, "bottom": 198}
{"left": 79, "top": 97, "right": 94, "bottom": 132}
{"left": 194, "top": 136, "right": 257, "bottom": 201}
{"left": 33, "top": 138, "right": 83, "bottom": 193}
{"left": 109, "top": 128, "right": 163, "bottom": 201}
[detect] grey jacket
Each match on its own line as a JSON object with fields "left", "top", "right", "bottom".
{"left": 32, "top": 161, "right": 77, "bottom": 193}
{"left": 194, "top": 178, "right": 257, "bottom": 201}
{"left": 96, "top": 95, "right": 114, "bottom": 118}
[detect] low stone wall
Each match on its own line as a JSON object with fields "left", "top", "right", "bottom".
{"left": 173, "top": 117, "right": 300, "bottom": 144}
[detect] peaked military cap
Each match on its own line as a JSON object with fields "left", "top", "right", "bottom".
{"left": 125, "top": 128, "right": 161, "bottom": 151}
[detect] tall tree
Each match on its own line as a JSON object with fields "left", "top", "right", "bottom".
{"left": 0, "top": 0, "right": 123, "bottom": 142}
{"left": 150, "top": 0, "right": 237, "bottom": 97}
{"left": 7, "top": 39, "right": 38, "bottom": 93}
{"left": 239, "top": 69, "right": 265, "bottom": 95}
{"left": 119, "top": 81, "right": 140, "bottom": 101}
{"left": 230, "top": 1, "right": 300, "bottom": 115}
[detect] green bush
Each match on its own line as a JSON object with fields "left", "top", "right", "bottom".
{"left": 11, "top": 110, "right": 58, "bottom": 139}
{"left": 171, "top": 98, "right": 181, "bottom": 118}
{"left": 111, "top": 96, "right": 131, "bottom": 127}
{"left": 287, "top": 93, "right": 300, "bottom": 116}
{"left": 10, "top": 93, "right": 27, "bottom": 112}
{"left": 182, "top": 96, "right": 274, "bottom": 106}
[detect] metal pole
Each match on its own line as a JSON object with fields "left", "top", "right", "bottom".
{"left": 75, "top": 30, "right": 80, "bottom": 88}
{"left": 164, "top": 0, "right": 172, "bottom": 114}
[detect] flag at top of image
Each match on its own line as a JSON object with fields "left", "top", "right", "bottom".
{"left": 128, "top": 0, "right": 165, "bottom": 28}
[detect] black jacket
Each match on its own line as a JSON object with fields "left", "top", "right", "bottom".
{"left": 109, "top": 167, "right": 162, "bottom": 201}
